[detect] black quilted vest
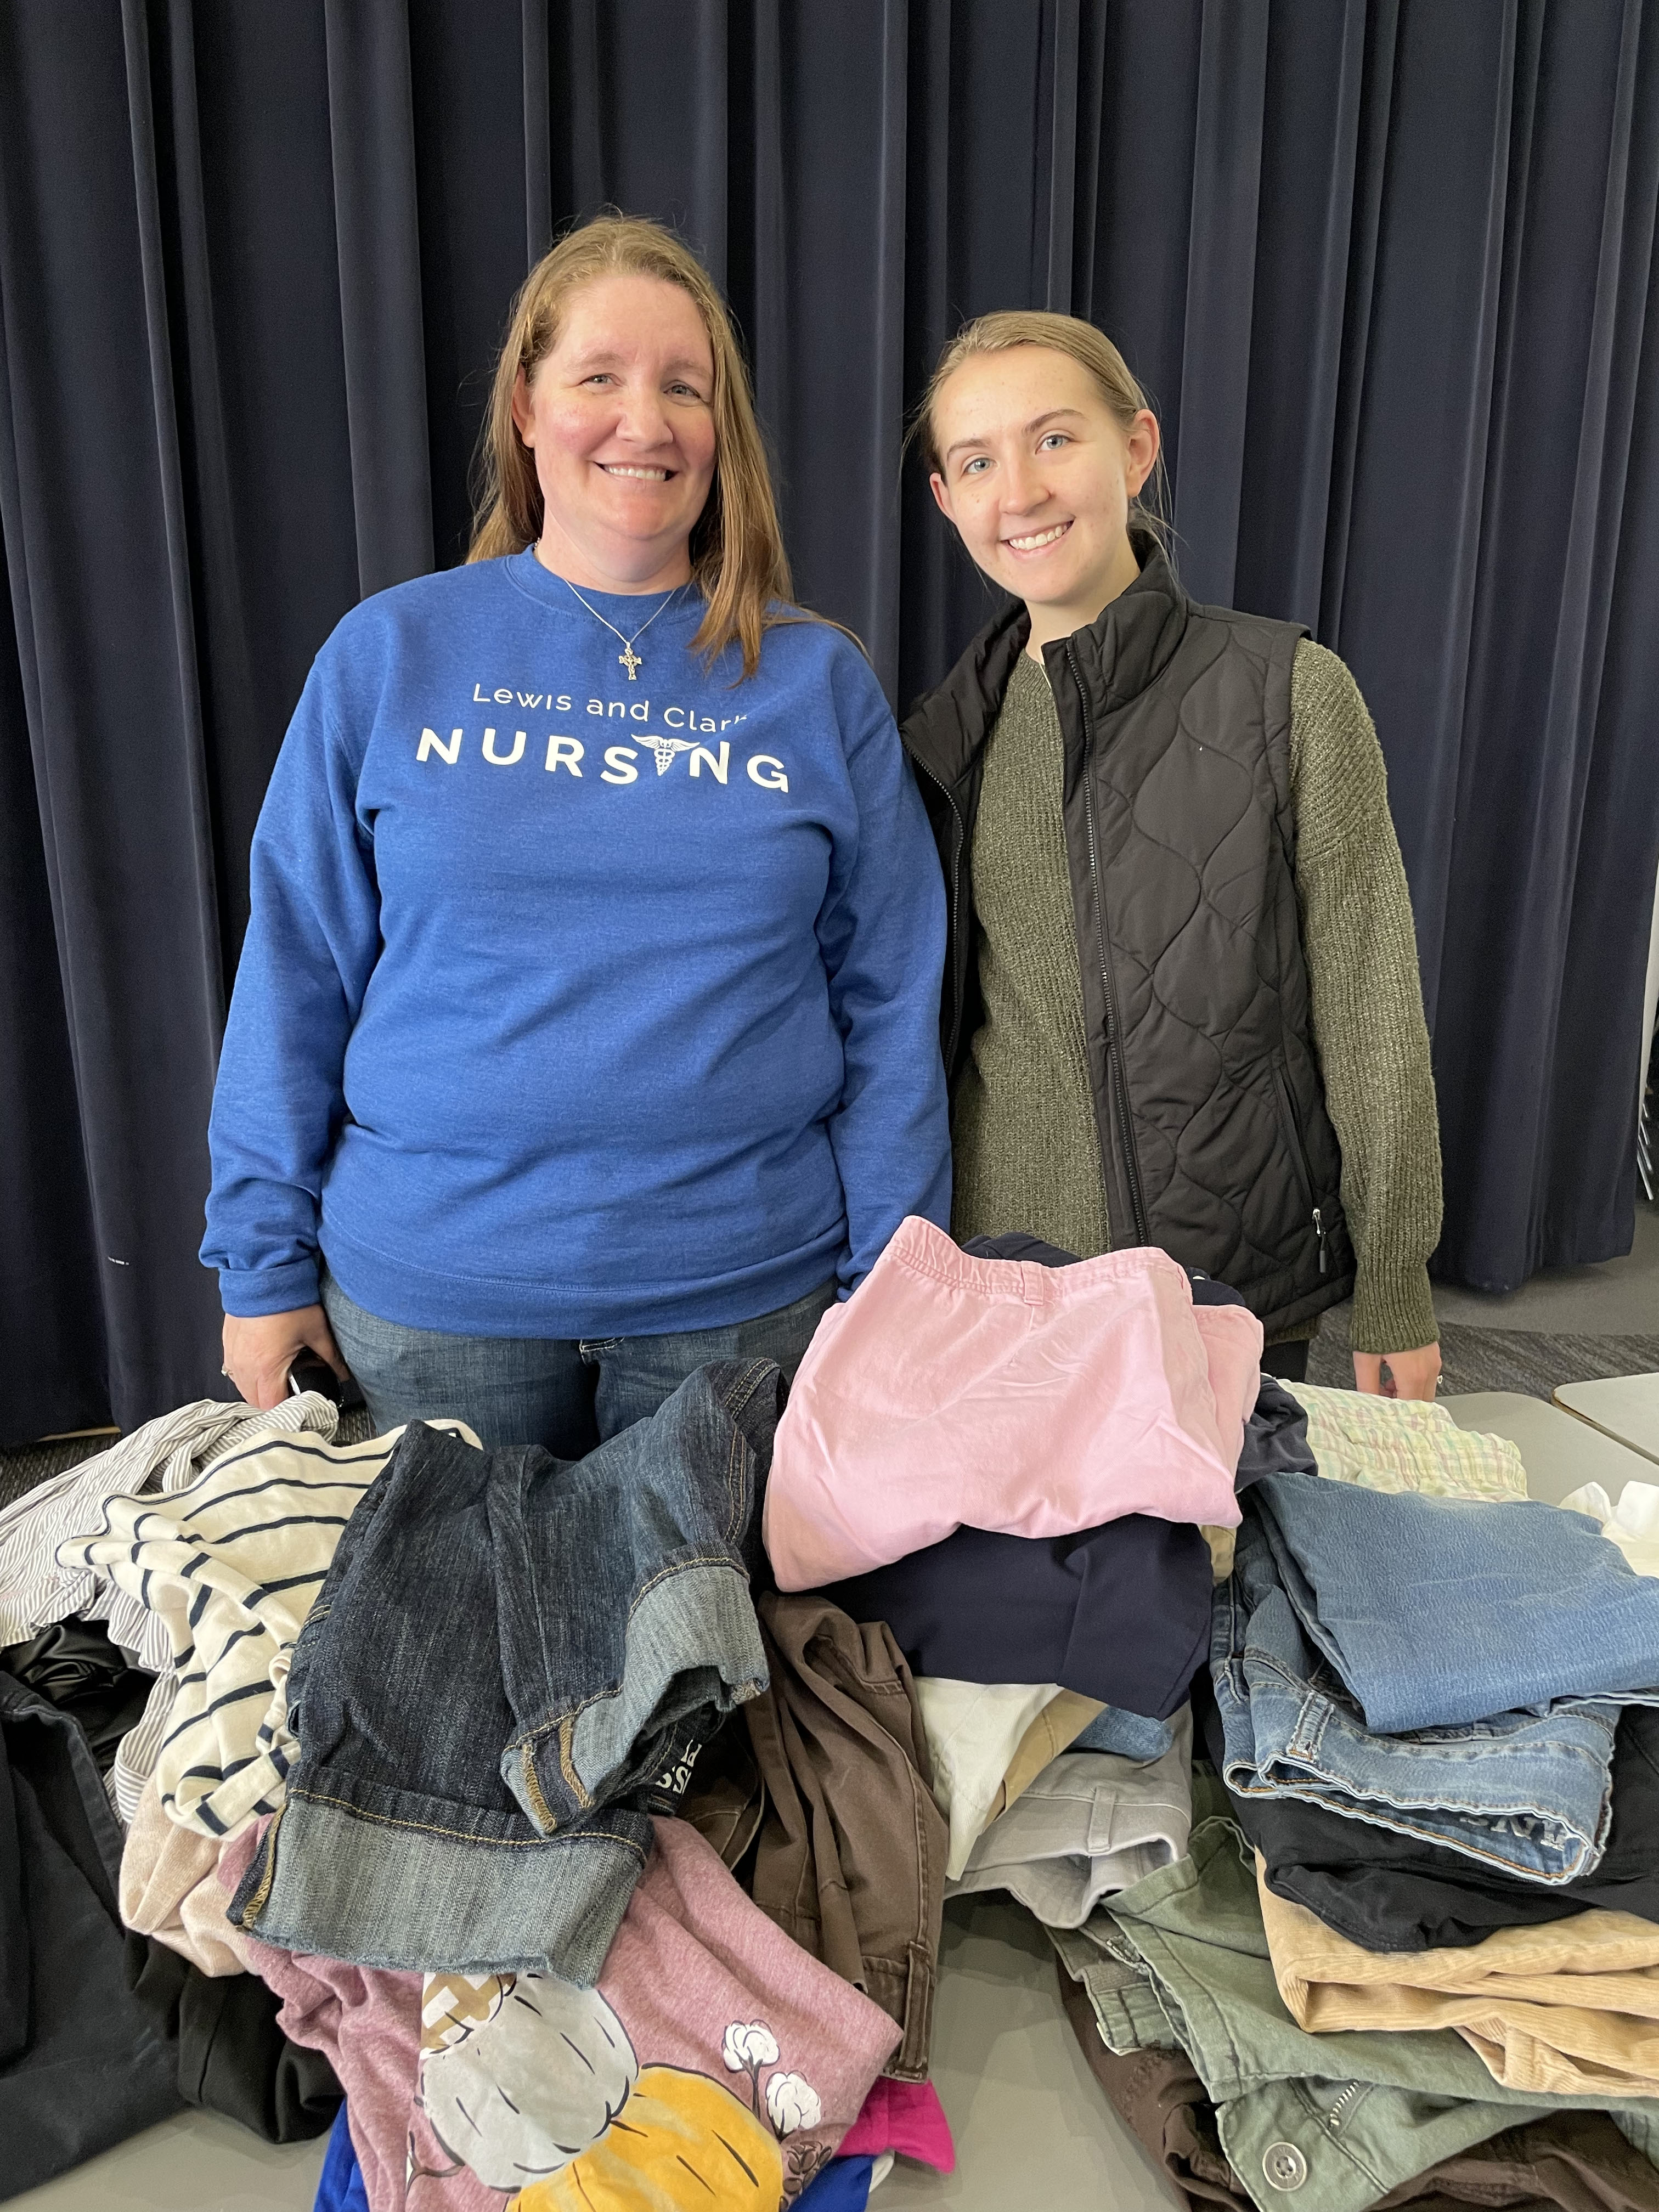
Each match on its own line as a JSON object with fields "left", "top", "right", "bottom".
{"left": 902, "top": 544, "right": 1356, "bottom": 1337}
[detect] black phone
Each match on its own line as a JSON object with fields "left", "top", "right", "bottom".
{"left": 287, "top": 1349, "right": 352, "bottom": 1406}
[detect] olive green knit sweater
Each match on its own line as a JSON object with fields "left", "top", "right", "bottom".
{"left": 950, "top": 641, "right": 1443, "bottom": 1354}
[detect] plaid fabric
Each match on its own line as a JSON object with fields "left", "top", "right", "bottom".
{"left": 1290, "top": 1384, "right": 1526, "bottom": 1503}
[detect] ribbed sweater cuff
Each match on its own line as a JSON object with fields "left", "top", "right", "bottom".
{"left": 1350, "top": 1262, "right": 1438, "bottom": 1357}
{"left": 217, "top": 1256, "right": 321, "bottom": 1319}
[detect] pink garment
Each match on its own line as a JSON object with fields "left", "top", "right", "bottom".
{"left": 121, "top": 1775, "right": 257, "bottom": 1978}
{"left": 219, "top": 1825, "right": 492, "bottom": 2212}
{"left": 839, "top": 2077, "right": 955, "bottom": 2171}
{"left": 224, "top": 1818, "right": 900, "bottom": 2209}
{"left": 764, "top": 1217, "right": 1261, "bottom": 1590}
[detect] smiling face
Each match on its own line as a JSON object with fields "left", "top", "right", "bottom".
{"left": 511, "top": 272, "right": 719, "bottom": 592}
{"left": 928, "top": 345, "right": 1159, "bottom": 652}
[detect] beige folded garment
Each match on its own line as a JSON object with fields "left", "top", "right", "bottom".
{"left": 1256, "top": 1853, "right": 1659, "bottom": 2101}
{"left": 984, "top": 1690, "right": 1105, "bottom": 1827}
{"left": 120, "top": 1774, "right": 255, "bottom": 1977}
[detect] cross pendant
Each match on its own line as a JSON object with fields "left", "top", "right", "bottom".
{"left": 618, "top": 642, "right": 643, "bottom": 680}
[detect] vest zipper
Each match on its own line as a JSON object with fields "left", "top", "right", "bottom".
{"left": 910, "top": 755, "right": 968, "bottom": 1073}
{"left": 1067, "top": 644, "right": 1150, "bottom": 1248}
{"left": 1271, "top": 1059, "right": 1327, "bottom": 1272}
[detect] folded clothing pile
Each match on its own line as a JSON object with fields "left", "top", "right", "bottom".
{"left": 1054, "top": 1786, "right": 1659, "bottom": 2212}
{"left": 0, "top": 1364, "right": 934, "bottom": 2205}
{"left": 0, "top": 1405, "right": 382, "bottom": 2191}
{"left": 1039, "top": 1344, "right": 1659, "bottom": 2211}
{"left": 229, "top": 1362, "right": 785, "bottom": 1984}
{"left": 12, "top": 1216, "right": 1658, "bottom": 2212}
{"left": 756, "top": 1222, "right": 1308, "bottom": 1944}
{"left": 1216, "top": 1474, "right": 1659, "bottom": 1882}
{"left": 222, "top": 1811, "right": 904, "bottom": 2210}
{"left": 765, "top": 1217, "right": 1264, "bottom": 1592}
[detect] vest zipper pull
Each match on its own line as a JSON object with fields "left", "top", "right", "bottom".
{"left": 1313, "top": 1206, "right": 1328, "bottom": 1273}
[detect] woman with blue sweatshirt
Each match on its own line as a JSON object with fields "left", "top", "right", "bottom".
{"left": 204, "top": 216, "right": 951, "bottom": 1448}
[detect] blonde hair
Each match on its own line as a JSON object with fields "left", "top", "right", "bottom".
{"left": 916, "top": 309, "right": 1172, "bottom": 554}
{"left": 468, "top": 214, "right": 792, "bottom": 679}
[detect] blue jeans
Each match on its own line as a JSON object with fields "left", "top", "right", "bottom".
{"left": 1251, "top": 1469, "right": 1659, "bottom": 1734}
{"left": 1214, "top": 1498, "right": 1623, "bottom": 1883}
{"left": 230, "top": 1359, "right": 783, "bottom": 1981}
{"left": 320, "top": 1266, "right": 837, "bottom": 1452}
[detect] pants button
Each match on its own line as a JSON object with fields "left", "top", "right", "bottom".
{"left": 1262, "top": 2142, "right": 1308, "bottom": 2192}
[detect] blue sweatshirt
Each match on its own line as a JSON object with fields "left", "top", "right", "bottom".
{"left": 202, "top": 551, "right": 951, "bottom": 1334}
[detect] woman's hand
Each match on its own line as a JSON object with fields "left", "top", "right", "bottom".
{"left": 1352, "top": 1344, "right": 1442, "bottom": 1401}
{"left": 222, "top": 1306, "right": 347, "bottom": 1412}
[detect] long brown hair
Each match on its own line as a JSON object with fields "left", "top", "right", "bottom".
{"left": 915, "top": 308, "right": 1173, "bottom": 556}
{"left": 468, "top": 215, "right": 792, "bottom": 679}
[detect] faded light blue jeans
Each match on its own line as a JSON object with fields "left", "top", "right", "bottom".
{"left": 1214, "top": 1500, "right": 1626, "bottom": 1883}
{"left": 320, "top": 1265, "right": 836, "bottom": 1452}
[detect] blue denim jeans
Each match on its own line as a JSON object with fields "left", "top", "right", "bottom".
{"left": 320, "top": 1266, "right": 836, "bottom": 1452}
{"left": 229, "top": 1359, "right": 783, "bottom": 1981}
{"left": 1214, "top": 1499, "right": 1624, "bottom": 1883}
{"left": 1251, "top": 1470, "right": 1659, "bottom": 1733}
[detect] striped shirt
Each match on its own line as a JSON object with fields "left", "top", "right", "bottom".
{"left": 58, "top": 1417, "right": 476, "bottom": 1838}
{"left": 0, "top": 1393, "right": 340, "bottom": 1821}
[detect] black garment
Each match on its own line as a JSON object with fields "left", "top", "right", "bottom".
{"left": 905, "top": 541, "right": 1356, "bottom": 1338}
{"left": 0, "top": 1671, "right": 179, "bottom": 2197}
{"left": 1259, "top": 1340, "right": 1311, "bottom": 1385}
{"left": 819, "top": 1515, "right": 1212, "bottom": 1719}
{"left": 1235, "top": 1375, "right": 1317, "bottom": 1490}
{"left": 1211, "top": 1700, "right": 1659, "bottom": 1953}
{"left": 962, "top": 1231, "right": 1248, "bottom": 1307}
{"left": 125, "top": 1935, "right": 341, "bottom": 2142}
{"left": 1, "top": 1618, "right": 153, "bottom": 1776}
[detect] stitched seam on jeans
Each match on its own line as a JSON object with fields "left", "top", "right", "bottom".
{"left": 520, "top": 1740, "right": 560, "bottom": 1829}
{"left": 289, "top": 1784, "right": 647, "bottom": 1857}
{"left": 238, "top": 1802, "right": 284, "bottom": 1925}
{"left": 718, "top": 1357, "right": 772, "bottom": 1533}
{"left": 1271, "top": 1692, "right": 1609, "bottom": 1826}
{"left": 725, "top": 1424, "right": 744, "bottom": 1547}
{"left": 557, "top": 1713, "right": 589, "bottom": 1810}
{"left": 1242, "top": 1752, "right": 1599, "bottom": 1867}
{"left": 721, "top": 1357, "right": 775, "bottom": 1423}
{"left": 508, "top": 1556, "right": 751, "bottom": 1762}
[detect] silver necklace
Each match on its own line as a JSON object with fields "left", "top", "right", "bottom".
{"left": 560, "top": 577, "right": 685, "bottom": 680}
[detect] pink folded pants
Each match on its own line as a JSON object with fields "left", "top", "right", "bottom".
{"left": 763, "top": 1218, "right": 1261, "bottom": 1592}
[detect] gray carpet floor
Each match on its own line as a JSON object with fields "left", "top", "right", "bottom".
{"left": 1306, "top": 1305, "right": 1659, "bottom": 1397}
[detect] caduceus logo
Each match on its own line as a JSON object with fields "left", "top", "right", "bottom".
{"left": 637, "top": 735, "right": 695, "bottom": 776}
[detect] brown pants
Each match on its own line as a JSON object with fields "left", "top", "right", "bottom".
{"left": 686, "top": 1593, "right": 947, "bottom": 2081}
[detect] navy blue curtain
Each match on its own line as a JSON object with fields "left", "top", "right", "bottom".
{"left": 2, "top": 0, "right": 1656, "bottom": 1438}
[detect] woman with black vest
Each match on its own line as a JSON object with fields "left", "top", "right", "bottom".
{"left": 905, "top": 311, "right": 1442, "bottom": 1396}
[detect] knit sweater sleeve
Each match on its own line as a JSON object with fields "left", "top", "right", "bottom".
{"left": 1289, "top": 639, "right": 1442, "bottom": 1356}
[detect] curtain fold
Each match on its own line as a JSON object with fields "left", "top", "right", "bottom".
{"left": 0, "top": 0, "right": 227, "bottom": 1435}
{"left": 324, "top": 0, "right": 435, "bottom": 597}
{"left": 1, "top": 0, "right": 1655, "bottom": 1438}
{"left": 1171, "top": 0, "right": 1269, "bottom": 609}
